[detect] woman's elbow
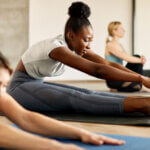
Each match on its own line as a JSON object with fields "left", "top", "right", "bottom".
{"left": 15, "top": 110, "right": 31, "bottom": 130}
{"left": 17, "top": 110, "right": 39, "bottom": 132}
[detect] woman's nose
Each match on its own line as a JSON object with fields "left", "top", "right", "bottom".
{"left": 86, "top": 43, "right": 91, "bottom": 49}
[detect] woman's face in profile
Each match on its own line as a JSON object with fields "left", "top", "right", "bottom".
{"left": 0, "top": 67, "right": 10, "bottom": 92}
{"left": 71, "top": 25, "right": 94, "bottom": 56}
{"left": 114, "top": 24, "right": 125, "bottom": 38}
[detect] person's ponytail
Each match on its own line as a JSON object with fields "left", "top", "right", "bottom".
{"left": 106, "top": 21, "right": 122, "bottom": 44}
{"left": 106, "top": 37, "right": 110, "bottom": 44}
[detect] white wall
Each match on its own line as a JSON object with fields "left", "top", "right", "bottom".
{"left": 0, "top": 0, "right": 28, "bottom": 69}
{"left": 135, "top": 0, "right": 150, "bottom": 69}
{"left": 29, "top": 0, "right": 132, "bottom": 80}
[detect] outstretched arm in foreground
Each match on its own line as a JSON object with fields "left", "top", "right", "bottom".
{"left": 0, "top": 92, "right": 125, "bottom": 149}
{"left": 0, "top": 122, "right": 83, "bottom": 150}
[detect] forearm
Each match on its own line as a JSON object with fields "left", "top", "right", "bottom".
{"left": 0, "top": 123, "right": 56, "bottom": 150}
{"left": 109, "top": 62, "right": 140, "bottom": 75}
{"left": 20, "top": 111, "right": 83, "bottom": 140}
{"left": 95, "top": 64, "right": 142, "bottom": 82}
{"left": 125, "top": 55, "right": 141, "bottom": 63}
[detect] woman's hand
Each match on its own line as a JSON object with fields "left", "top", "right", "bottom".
{"left": 141, "top": 56, "right": 146, "bottom": 64}
{"left": 141, "top": 75, "right": 150, "bottom": 88}
{"left": 79, "top": 129, "right": 125, "bottom": 146}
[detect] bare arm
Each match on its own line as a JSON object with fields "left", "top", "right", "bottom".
{"left": 50, "top": 47, "right": 142, "bottom": 82}
{"left": 83, "top": 49, "right": 147, "bottom": 84}
{"left": 83, "top": 49, "right": 141, "bottom": 75}
{"left": 0, "top": 93, "right": 84, "bottom": 150}
{"left": 108, "top": 61, "right": 140, "bottom": 75}
{"left": 106, "top": 44, "right": 142, "bottom": 63}
{"left": 0, "top": 92, "right": 125, "bottom": 146}
{"left": 0, "top": 123, "right": 64, "bottom": 150}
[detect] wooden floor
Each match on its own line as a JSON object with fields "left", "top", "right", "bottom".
{"left": 1, "top": 80, "right": 150, "bottom": 138}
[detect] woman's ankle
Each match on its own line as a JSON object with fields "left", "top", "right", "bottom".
{"left": 123, "top": 97, "right": 148, "bottom": 113}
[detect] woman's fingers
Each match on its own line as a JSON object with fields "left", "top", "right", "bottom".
{"left": 141, "top": 56, "right": 146, "bottom": 64}
{"left": 87, "top": 136, "right": 104, "bottom": 145}
{"left": 97, "top": 135, "right": 125, "bottom": 145}
{"left": 81, "top": 132, "right": 125, "bottom": 146}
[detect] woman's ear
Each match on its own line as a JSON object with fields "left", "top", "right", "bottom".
{"left": 66, "top": 31, "right": 75, "bottom": 41}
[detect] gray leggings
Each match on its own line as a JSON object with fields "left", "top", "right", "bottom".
{"left": 7, "top": 71, "right": 127, "bottom": 115}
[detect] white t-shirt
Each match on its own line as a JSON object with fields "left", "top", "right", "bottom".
{"left": 22, "top": 35, "right": 67, "bottom": 79}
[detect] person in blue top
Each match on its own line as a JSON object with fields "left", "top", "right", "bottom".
{"left": 105, "top": 21, "right": 148, "bottom": 92}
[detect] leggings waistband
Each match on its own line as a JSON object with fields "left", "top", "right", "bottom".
{"left": 7, "top": 71, "right": 42, "bottom": 92}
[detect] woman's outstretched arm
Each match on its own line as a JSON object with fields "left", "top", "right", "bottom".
{"left": 0, "top": 92, "right": 125, "bottom": 146}
{"left": 105, "top": 43, "right": 144, "bottom": 63}
{"left": 0, "top": 122, "right": 77, "bottom": 150}
{"left": 50, "top": 47, "right": 150, "bottom": 84}
{"left": 83, "top": 49, "right": 150, "bottom": 87}
{"left": 83, "top": 49, "right": 141, "bottom": 75}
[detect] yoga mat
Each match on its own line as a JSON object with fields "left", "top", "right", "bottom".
{"left": 0, "top": 125, "right": 150, "bottom": 150}
{"left": 44, "top": 111, "right": 150, "bottom": 126}
{"left": 49, "top": 134, "right": 150, "bottom": 150}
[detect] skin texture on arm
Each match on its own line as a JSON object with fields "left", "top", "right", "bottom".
{"left": 0, "top": 123, "right": 70, "bottom": 150}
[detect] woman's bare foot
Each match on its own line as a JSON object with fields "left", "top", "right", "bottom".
{"left": 110, "top": 88, "right": 117, "bottom": 92}
{"left": 124, "top": 96, "right": 150, "bottom": 115}
{"left": 140, "top": 86, "right": 150, "bottom": 93}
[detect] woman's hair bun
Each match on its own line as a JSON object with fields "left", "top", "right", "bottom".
{"left": 68, "top": 2, "right": 91, "bottom": 18}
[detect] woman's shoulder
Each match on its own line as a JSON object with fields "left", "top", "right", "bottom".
{"left": 29, "top": 35, "right": 66, "bottom": 50}
{"left": 25, "top": 35, "right": 67, "bottom": 55}
{"left": 41, "top": 35, "right": 67, "bottom": 51}
{"left": 51, "top": 35, "right": 67, "bottom": 47}
{"left": 106, "top": 41, "right": 116, "bottom": 51}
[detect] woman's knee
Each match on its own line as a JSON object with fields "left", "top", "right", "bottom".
{"left": 133, "top": 54, "right": 141, "bottom": 58}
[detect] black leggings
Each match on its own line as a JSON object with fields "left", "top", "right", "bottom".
{"left": 106, "top": 55, "right": 143, "bottom": 92}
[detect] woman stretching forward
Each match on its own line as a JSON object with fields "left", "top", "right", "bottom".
{"left": 7, "top": 2, "right": 150, "bottom": 117}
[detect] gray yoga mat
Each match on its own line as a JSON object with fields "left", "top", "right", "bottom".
{"left": 44, "top": 111, "right": 150, "bottom": 126}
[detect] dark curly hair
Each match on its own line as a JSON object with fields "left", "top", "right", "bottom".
{"left": 65, "top": 1, "right": 91, "bottom": 40}
{"left": 0, "top": 52, "right": 13, "bottom": 75}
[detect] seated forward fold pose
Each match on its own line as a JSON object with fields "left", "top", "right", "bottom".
{"left": 7, "top": 2, "right": 150, "bottom": 120}
{"left": 0, "top": 54, "right": 125, "bottom": 149}
{"left": 105, "top": 21, "right": 148, "bottom": 92}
